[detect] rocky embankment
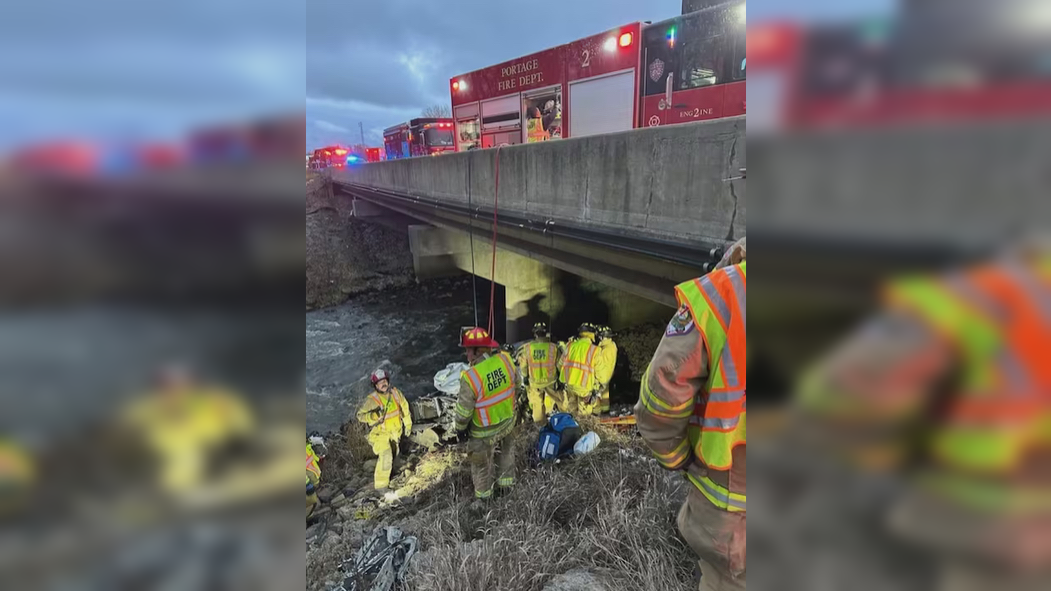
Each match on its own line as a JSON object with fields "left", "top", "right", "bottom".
{"left": 306, "top": 173, "right": 415, "bottom": 309}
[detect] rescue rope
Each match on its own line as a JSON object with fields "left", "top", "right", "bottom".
{"left": 487, "top": 146, "right": 502, "bottom": 336}
{"left": 467, "top": 156, "right": 479, "bottom": 327}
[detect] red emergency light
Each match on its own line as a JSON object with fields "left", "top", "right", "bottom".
{"left": 334, "top": 148, "right": 347, "bottom": 155}
{"left": 452, "top": 81, "right": 459, "bottom": 90}
{"left": 619, "top": 32, "right": 632, "bottom": 47}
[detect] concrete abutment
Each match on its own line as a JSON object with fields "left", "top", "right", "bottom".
{"left": 407, "top": 225, "right": 671, "bottom": 343}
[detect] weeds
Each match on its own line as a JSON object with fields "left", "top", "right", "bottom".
{"left": 396, "top": 424, "right": 696, "bottom": 591}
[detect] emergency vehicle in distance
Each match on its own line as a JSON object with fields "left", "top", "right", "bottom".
{"left": 382, "top": 118, "right": 456, "bottom": 160}
{"left": 308, "top": 145, "right": 361, "bottom": 169}
{"left": 448, "top": 0, "right": 745, "bottom": 150}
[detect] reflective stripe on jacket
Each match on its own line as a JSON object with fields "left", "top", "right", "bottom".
{"left": 594, "top": 339, "right": 617, "bottom": 386}
{"left": 560, "top": 338, "right": 597, "bottom": 391}
{"left": 885, "top": 262, "right": 1050, "bottom": 480}
{"left": 356, "top": 387, "right": 411, "bottom": 436}
{"left": 455, "top": 351, "right": 518, "bottom": 438}
{"left": 524, "top": 341, "right": 558, "bottom": 386}
{"left": 676, "top": 262, "right": 747, "bottom": 473}
{"left": 306, "top": 443, "right": 322, "bottom": 482}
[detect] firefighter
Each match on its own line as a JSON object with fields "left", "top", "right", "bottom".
{"left": 635, "top": 238, "right": 746, "bottom": 591}
{"left": 557, "top": 323, "right": 599, "bottom": 416}
{"left": 306, "top": 440, "right": 322, "bottom": 518}
{"left": 0, "top": 437, "right": 34, "bottom": 519}
{"left": 119, "top": 364, "right": 255, "bottom": 495}
{"left": 791, "top": 236, "right": 1051, "bottom": 587}
{"left": 356, "top": 369, "right": 412, "bottom": 493}
{"left": 591, "top": 325, "right": 618, "bottom": 415}
{"left": 454, "top": 327, "right": 518, "bottom": 500}
{"left": 516, "top": 322, "right": 560, "bottom": 423}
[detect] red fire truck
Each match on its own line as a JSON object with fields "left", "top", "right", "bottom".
{"left": 748, "top": 7, "right": 1051, "bottom": 132}
{"left": 308, "top": 145, "right": 352, "bottom": 169}
{"left": 382, "top": 118, "right": 456, "bottom": 159}
{"left": 448, "top": 0, "right": 745, "bottom": 150}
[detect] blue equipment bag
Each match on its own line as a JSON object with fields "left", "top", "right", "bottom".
{"left": 536, "top": 413, "right": 582, "bottom": 461}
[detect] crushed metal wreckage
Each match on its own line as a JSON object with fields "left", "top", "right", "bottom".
{"left": 331, "top": 526, "right": 418, "bottom": 591}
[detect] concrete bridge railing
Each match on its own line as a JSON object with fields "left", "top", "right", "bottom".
{"left": 334, "top": 116, "right": 745, "bottom": 247}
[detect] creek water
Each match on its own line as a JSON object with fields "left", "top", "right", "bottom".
{"left": 306, "top": 279, "right": 476, "bottom": 434}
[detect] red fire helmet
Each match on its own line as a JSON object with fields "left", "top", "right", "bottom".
{"left": 460, "top": 327, "right": 499, "bottom": 349}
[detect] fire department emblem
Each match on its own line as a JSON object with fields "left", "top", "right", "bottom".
{"left": 648, "top": 59, "right": 665, "bottom": 82}
{"left": 658, "top": 98, "right": 667, "bottom": 110}
{"left": 648, "top": 115, "right": 660, "bottom": 127}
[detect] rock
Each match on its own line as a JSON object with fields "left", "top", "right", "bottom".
{"left": 306, "top": 522, "right": 325, "bottom": 543}
{"left": 363, "top": 459, "right": 377, "bottom": 472}
{"left": 329, "top": 492, "right": 349, "bottom": 508}
{"left": 317, "top": 486, "right": 336, "bottom": 503}
{"left": 321, "top": 531, "right": 342, "bottom": 552}
{"left": 337, "top": 505, "right": 356, "bottom": 520}
{"left": 542, "top": 569, "right": 612, "bottom": 591}
{"left": 329, "top": 522, "right": 344, "bottom": 535}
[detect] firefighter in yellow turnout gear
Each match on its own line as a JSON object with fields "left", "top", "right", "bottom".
{"left": 119, "top": 365, "right": 255, "bottom": 496}
{"left": 592, "top": 325, "right": 617, "bottom": 415}
{"left": 306, "top": 442, "right": 322, "bottom": 518}
{"left": 516, "top": 322, "right": 560, "bottom": 423}
{"left": 356, "top": 369, "right": 412, "bottom": 492}
{"left": 455, "top": 327, "right": 519, "bottom": 499}
{"left": 0, "top": 438, "right": 34, "bottom": 519}
{"left": 557, "top": 324, "right": 599, "bottom": 416}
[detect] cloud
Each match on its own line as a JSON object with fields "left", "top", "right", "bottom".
{"left": 305, "top": 0, "right": 684, "bottom": 150}
{"left": 314, "top": 120, "right": 350, "bottom": 133}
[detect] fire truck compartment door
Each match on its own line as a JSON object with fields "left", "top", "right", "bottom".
{"left": 481, "top": 94, "right": 520, "bottom": 118}
{"left": 455, "top": 103, "right": 480, "bottom": 119}
{"left": 569, "top": 71, "right": 635, "bottom": 138}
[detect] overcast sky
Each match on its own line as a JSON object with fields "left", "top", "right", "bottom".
{"left": 0, "top": 0, "right": 895, "bottom": 152}
{"left": 0, "top": 1, "right": 305, "bottom": 150}
{"left": 305, "top": 0, "right": 894, "bottom": 150}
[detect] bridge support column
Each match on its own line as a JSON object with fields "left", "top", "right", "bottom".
{"left": 408, "top": 225, "right": 468, "bottom": 279}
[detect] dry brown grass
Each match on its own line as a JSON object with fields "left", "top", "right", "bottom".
{"left": 385, "top": 422, "right": 697, "bottom": 591}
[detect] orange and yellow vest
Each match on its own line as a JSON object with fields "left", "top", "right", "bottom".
{"left": 885, "top": 260, "right": 1051, "bottom": 512}
{"left": 461, "top": 352, "right": 518, "bottom": 435}
{"left": 560, "top": 338, "right": 598, "bottom": 392}
{"left": 526, "top": 341, "right": 558, "bottom": 387}
{"left": 676, "top": 262, "right": 747, "bottom": 510}
{"left": 306, "top": 443, "right": 321, "bottom": 483}
{"left": 368, "top": 388, "right": 406, "bottom": 433}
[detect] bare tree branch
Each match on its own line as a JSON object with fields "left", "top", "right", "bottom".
{"left": 420, "top": 104, "right": 451, "bottom": 118}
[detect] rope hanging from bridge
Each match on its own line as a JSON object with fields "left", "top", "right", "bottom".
{"left": 466, "top": 155, "right": 478, "bottom": 327}
{"left": 487, "top": 146, "right": 502, "bottom": 337}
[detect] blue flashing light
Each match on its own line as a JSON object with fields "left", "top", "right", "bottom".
{"left": 346, "top": 155, "right": 359, "bottom": 163}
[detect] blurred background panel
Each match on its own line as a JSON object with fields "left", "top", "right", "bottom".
{"left": 0, "top": 1, "right": 305, "bottom": 590}
{"left": 749, "top": 1, "right": 1050, "bottom": 590}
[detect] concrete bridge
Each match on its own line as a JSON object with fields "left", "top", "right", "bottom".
{"left": 331, "top": 117, "right": 746, "bottom": 341}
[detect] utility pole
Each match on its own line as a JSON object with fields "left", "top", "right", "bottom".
{"left": 359, "top": 122, "right": 365, "bottom": 146}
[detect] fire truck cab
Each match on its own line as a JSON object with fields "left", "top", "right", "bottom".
{"left": 383, "top": 119, "right": 455, "bottom": 159}
{"left": 448, "top": 0, "right": 746, "bottom": 151}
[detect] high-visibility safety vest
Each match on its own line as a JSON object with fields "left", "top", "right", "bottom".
{"left": 526, "top": 341, "right": 558, "bottom": 387}
{"left": 462, "top": 352, "right": 517, "bottom": 430}
{"left": 369, "top": 389, "right": 405, "bottom": 431}
{"left": 675, "top": 262, "right": 747, "bottom": 510}
{"left": 885, "top": 261, "right": 1051, "bottom": 510}
{"left": 561, "top": 338, "right": 598, "bottom": 391}
{"left": 526, "top": 118, "right": 549, "bottom": 143}
{"left": 306, "top": 443, "right": 321, "bottom": 482}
